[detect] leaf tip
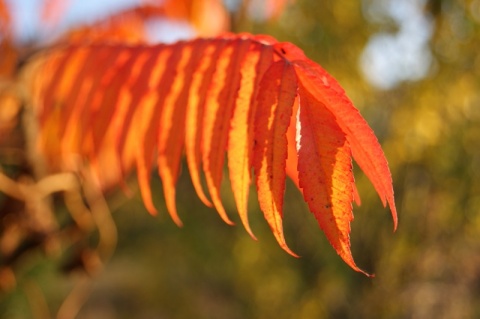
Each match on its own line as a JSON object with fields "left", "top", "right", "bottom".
{"left": 225, "top": 218, "right": 235, "bottom": 226}
{"left": 241, "top": 219, "right": 257, "bottom": 241}
{"left": 146, "top": 206, "right": 158, "bottom": 216}
{"left": 273, "top": 232, "right": 299, "bottom": 258}
{"left": 283, "top": 245, "right": 300, "bottom": 258}
{"left": 166, "top": 200, "right": 184, "bottom": 227}
{"left": 391, "top": 204, "right": 398, "bottom": 232}
{"left": 174, "top": 218, "right": 184, "bottom": 228}
{"left": 345, "top": 256, "right": 374, "bottom": 277}
{"left": 211, "top": 195, "right": 235, "bottom": 226}
{"left": 245, "top": 227, "right": 258, "bottom": 241}
{"left": 137, "top": 180, "right": 156, "bottom": 219}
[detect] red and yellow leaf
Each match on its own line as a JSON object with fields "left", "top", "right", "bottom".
{"left": 227, "top": 42, "right": 274, "bottom": 238}
{"left": 28, "top": 33, "right": 397, "bottom": 275}
{"left": 156, "top": 42, "right": 197, "bottom": 226}
{"left": 184, "top": 42, "right": 223, "bottom": 207}
{"left": 201, "top": 39, "right": 239, "bottom": 225}
{"left": 294, "top": 60, "right": 397, "bottom": 230}
{"left": 130, "top": 45, "right": 171, "bottom": 216}
{"left": 199, "top": 37, "right": 248, "bottom": 225}
{"left": 297, "top": 82, "right": 369, "bottom": 276}
{"left": 253, "top": 59, "right": 298, "bottom": 256}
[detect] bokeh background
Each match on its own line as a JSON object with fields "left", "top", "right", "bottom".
{"left": 1, "top": 0, "right": 480, "bottom": 318}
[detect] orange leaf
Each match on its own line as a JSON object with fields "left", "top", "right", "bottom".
{"left": 199, "top": 41, "right": 235, "bottom": 225}
{"left": 200, "top": 40, "right": 234, "bottom": 225}
{"left": 42, "top": 47, "right": 86, "bottom": 124}
{"left": 184, "top": 41, "right": 224, "bottom": 207}
{"left": 227, "top": 42, "right": 274, "bottom": 239}
{"left": 155, "top": 42, "right": 190, "bottom": 225}
{"left": 60, "top": 47, "right": 115, "bottom": 156}
{"left": 297, "top": 82, "right": 370, "bottom": 276}
{"left": 253, "top": 59, "right": 298, "bottom": 257}
{"left": 38, "top": 47, "right": 88, "bottom": 166}
{"left": 294, "top": 60, "right": 397, "bottom": 230}
{"left": 29, "top": 34, "right": 397, "bottom": 275}
{"left": 130, "top": 45, "right": 171, "bottom": 216}
{"left": 92, "top": 47, "right": 150, "bottom": 186}
{"left": 201, "top": 39, "right": 251, "bottom": 225}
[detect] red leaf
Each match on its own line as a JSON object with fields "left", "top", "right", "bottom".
{"left": 297, "top": 82, "right": 370, "bottom": 276}
{"left": 294, "top": 60, "right": 397, "bottom": 230}
{"left": 29, "top": 33, "right": 397, "bottom": 275}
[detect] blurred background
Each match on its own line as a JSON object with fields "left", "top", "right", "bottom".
{"left": 1, "top": 0, "right": 480, "bottom": 318}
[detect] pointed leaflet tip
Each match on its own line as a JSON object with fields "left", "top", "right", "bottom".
{"left": 253, "top": 59, "right": 298, "bottom": 257}
{"left": 353, "top": 183, "right": 362, "bottom": 206}
{"left": 274, "top": 231, "right": 300, "bottom": 258}
{"left": 137, "top": 164, "right": 158, "bottom": 216}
